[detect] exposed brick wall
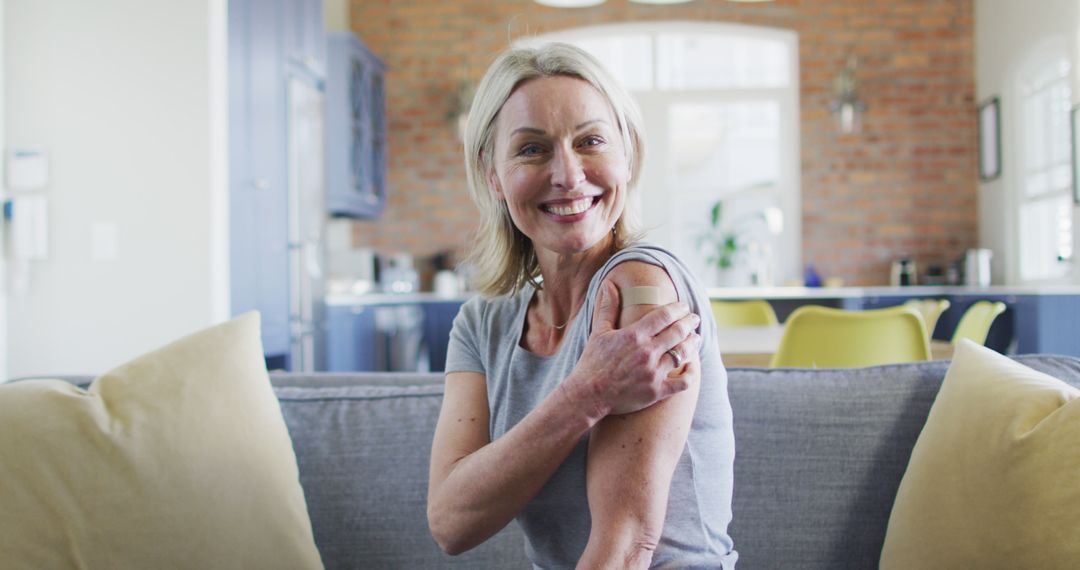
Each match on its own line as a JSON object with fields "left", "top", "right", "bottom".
{"left": 348, "top": 0, "right": 976, "bottom": 286}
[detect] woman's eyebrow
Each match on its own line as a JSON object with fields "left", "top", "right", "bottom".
{"left": 574, "top": 119, "right": 607, "bottom": 131}
{"left": 510, "top": 126, "right": 547, "bottom": 137}
{"left": 509, "top": 119, "right": 609, "bottom": 138}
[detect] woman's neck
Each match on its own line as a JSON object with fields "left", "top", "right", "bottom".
{"left": 533, "top": 235, "right": 616, "bottom": 328}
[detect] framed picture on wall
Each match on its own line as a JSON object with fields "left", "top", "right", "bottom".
{"left": 978, "top": 97, "right": 1002, "bottom": 181}
{"left": 1072, "top": 103, "right": 1080, "bottom": 204}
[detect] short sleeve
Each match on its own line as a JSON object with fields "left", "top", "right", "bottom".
{"left": 444, "top": 296, "right": 486, "bottom": 375}
{"left": 583, "top": 244, "right": 720, "bottom": 368}
{"left": 585, "top": 245, "right": 707, "bottom": 331}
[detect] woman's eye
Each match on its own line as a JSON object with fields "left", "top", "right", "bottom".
{"left": 579, "top": 136, "right": 604, "bottom": 148}
{"left": 518, "top": 144, "right": 544, "bottom": 157}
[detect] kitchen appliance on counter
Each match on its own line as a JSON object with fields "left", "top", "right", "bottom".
{"left": 964, "top": 248, "right": 993, "bottom": 287}
{"left": 380, "top": 253, "right": 419, "bottom": 294}
{"left": 890, "top": 258, "right": 917, "bottom": 286}
{"left": 326, "top": 247, "right": 379, "bottom": 296}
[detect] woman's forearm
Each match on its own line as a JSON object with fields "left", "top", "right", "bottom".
{"left": 428, "top": 375, "right": 600, "bottom": 554}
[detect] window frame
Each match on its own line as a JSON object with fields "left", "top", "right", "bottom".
{"left": 1013, "top": 37, "right": 1074, "bottom": 283}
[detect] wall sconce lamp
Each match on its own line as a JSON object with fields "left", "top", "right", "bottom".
{"left": 829, "top": 53, "right": 867, "bottom": 134}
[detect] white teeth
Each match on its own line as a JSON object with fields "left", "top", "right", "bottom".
{"left": 544, "top": 197, "right": 593, "bottom": 216}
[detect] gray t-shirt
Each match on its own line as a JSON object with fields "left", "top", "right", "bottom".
{"left": 445, "top": 243, "right": 737, "bottom": 569}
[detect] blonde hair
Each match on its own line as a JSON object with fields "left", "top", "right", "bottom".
{"left": 462, "top": 42, "right": 646, "bottom": 297}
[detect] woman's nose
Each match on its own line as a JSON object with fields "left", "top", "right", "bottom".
{"left": 549, "top": 146, "right": 585, "bottom": 190}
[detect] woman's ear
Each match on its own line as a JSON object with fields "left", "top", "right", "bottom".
{"left": 488, "top": 169, "right": 505, "bottom": 201}
{"left": 480, "top": 150, "right": 505, "bottom": 201}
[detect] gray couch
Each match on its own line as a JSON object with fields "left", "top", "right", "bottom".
{"left": 272, "top": 354, "right": 1080, "bottom": 569}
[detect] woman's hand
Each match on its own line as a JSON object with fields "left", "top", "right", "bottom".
{"left": 564, "top": 281, "right": 702, "bottom": 418}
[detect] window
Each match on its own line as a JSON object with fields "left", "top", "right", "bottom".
{"left": 519, "top": 23, "right": 800, "bottom": 287}
{"left": 1017, "top": 43, "right": 1073, "bottom": 282}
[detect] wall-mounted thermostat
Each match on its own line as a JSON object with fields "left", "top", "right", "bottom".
{"left": 5, "top": 147, "right": 49, "bottom": 190}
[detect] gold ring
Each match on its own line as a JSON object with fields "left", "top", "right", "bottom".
{"left": 666, "top": 348, "right": 683, "bottom": 368}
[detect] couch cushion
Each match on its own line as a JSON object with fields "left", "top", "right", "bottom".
{"left": 0, "top": 313, "right": 322, "bottom": 569}
{"left": 880, "top": 342, "right": 1080, "bottom": 568}
{"left": 275, "top": 376, "right": 530, "bottom": 569}
{"left": 725, "top": 354, "right": 1080, "bottom": 570}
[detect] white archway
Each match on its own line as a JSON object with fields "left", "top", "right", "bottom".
{"left": 518, "top": 21, "right": 801, "bottom": 287}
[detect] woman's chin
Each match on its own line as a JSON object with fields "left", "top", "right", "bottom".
{"left": 543, "top": 231, "right": 615, "bottom": 257}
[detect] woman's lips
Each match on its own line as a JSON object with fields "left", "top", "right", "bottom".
{"left": 540, "top": 196, "right": 599, "bottom": 219}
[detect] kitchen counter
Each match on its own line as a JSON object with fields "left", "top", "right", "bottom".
{"left": 323, "top": 285, "right": 1080, "bottom": 371}
{"left": 324, "top": 292, "right": 472, "bottom": 306}
{"left": 707, "top": 285, "right": 1080, "bottom": 299}
{"left": 328, "top": 285, "right": 1080, "bottom": 307}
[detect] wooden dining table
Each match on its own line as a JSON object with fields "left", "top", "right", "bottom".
{"left": 716, "top": 325, "right": 956, "bottom": 367}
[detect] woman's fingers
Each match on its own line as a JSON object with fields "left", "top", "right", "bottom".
{"left": 651, "top": 310, "right": 701, "bottom": 353}
{"left": 590, "top": 282, "right": 620, "bottom": 336}
{"left": 633, "top": 302, "right": 691, "bottom": 337}
{"left": 666, "top": 332, "right": 702, "bottom": 377}
{"left": 663, "top": 358, "right": 696, "bottom": 394}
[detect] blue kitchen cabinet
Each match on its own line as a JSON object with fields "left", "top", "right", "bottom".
{"left": 325, "top": 305, "right": 378, "bottom": 372}
{"left": 326, "top": 299, "right": 466, "bottom": 372}
{"left": 228, "top": 0, "right": 291, "bottom": 358}
{"left": 325, "top": 32, "right": 387, "bottom": 218}
{"left": 841, "top": 291, "right": 1080, "bottom": 355}
{"left": 931, "top": 294, "right": 1016, "bottom": 353}
{"left": 423, "top": 301, "right": 465, "bottom": 372}
{"left": 1008, "top": 295, "right": 1080, "bottom": 356}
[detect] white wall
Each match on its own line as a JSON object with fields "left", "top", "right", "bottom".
{"left": 3, "top": 0, "right": 229, "bottom": 378}
{"left": 975, "top": 0, "right": 1080, "bottom": 285}
{"left": 0, "top": 0, "right": 7, "bottom": 379}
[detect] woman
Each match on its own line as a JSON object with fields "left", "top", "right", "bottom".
{"left": 428, "top": 43, "right": 737, "bottom": 569}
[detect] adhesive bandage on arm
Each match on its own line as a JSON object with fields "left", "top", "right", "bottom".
{"left": 620, "top": 285, "right": 689, "bottom": 376}
{"left": 620, "top": 286, "right": 677, "bottom": 307}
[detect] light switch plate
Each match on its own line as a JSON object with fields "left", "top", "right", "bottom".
{"left": 90, "top": 222, "right": 118, "bottom": 261}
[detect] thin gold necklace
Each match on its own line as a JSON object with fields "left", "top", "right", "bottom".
{"left": 540, "top": 294, "right": 581, "bottom": 331}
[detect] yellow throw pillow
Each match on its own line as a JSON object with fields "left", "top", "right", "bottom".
{"left": 881, "top": 340, "right": 1080, "bottom": 568}
{"left": 0, "top": 312, "right": 323, "bottom": 569}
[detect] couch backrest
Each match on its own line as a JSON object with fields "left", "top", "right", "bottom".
{"left": 274, "top": 355, "right": 1080, "bottom": 570}
{"left": 273, "top": 375, "right": 530, "bottom": 569}
{"left": 726, "top": 355, "right": 1080, "bottom": 570}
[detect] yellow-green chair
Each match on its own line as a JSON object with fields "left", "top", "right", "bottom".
{"left": 770, "top": 305, "right": 931, "bottom": 368}
{"left": 711, "top": 300, "right": 779, "bottom": 327}
{"left": 950, "top": 301, "right": 1007, "bottom": 346}
{"left": 903, "top": 298, "right": 951, "bottom": 338}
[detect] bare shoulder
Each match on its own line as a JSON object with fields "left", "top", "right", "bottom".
{"left": 601, "top": 259, "right": 676, "bottom": 294}
{"left": 600, "top": 260, "right": 679, "bottom": 330}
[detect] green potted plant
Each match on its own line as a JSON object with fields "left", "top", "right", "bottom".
{"left": 698, "top": 199, "right": 785, "bottom": 286}
{"left": 698, "top": 201, "right": 753, "bottom": 271}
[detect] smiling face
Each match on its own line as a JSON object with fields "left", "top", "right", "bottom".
{"left": 488, "top": 75, "right": 630, "bottom": 260}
